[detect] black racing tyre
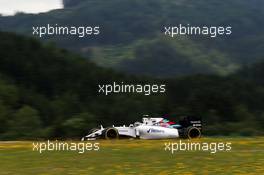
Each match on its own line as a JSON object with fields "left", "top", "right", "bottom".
{"left": 103, "top": 127, "right": 119, "bottom": 139}
{"left": 186, "top": 126, "right": 201, "bottom": 139}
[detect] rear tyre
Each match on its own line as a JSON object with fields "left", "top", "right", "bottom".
{"left": 103, "top": 127, "right": 119, "bottom": 139}
{"left": 186, "top": 126, "right": 201, "bottom": 139}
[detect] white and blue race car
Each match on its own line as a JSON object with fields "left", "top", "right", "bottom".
{"left": 82, "top": 116, "right": 202, "bottom": 140}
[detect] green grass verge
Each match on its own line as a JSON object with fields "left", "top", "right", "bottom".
{"left": 0, "top": 137, "right": 263, "bottom": 175}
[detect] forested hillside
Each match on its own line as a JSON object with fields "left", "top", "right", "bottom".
{"left": 0, "top": 0, "right": 263, "bottom": 76}
{"left": 0, "top": 32, "right": 263, "bottom": 140}
{"left": 63, "top": 0, "right": 83, "bottom": 8}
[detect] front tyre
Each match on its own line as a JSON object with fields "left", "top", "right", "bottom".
{"left": 103, "top": 127, "right": 119, "bottom": 139}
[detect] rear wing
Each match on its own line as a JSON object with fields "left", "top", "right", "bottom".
{"left": 178, "top": 116, "right": 202, "bottom": 130}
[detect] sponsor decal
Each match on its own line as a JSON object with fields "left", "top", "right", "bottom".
{"left": 147, "top": 128, "right": 165, "bottom": 133}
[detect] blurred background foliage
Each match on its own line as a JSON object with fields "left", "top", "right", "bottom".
{"left": 0, "top": 0, "right": 263, "bottom": 77}
{"left": 0, "top": 32, "right": 263, "bottom": 140}
{"left": 0, "top": 0, "right": 263, "bottom": 139}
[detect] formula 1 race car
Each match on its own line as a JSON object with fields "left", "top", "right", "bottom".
{"left": 82, "top": 116, "right": 202, "bottom": 140}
